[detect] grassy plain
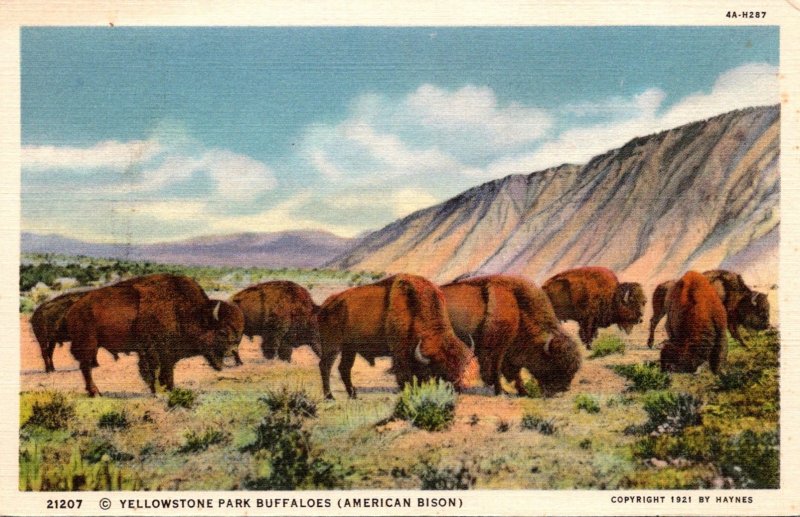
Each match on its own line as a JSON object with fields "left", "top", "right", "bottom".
{"left": 18, "top": 255, "right": 779, "bottom": 490}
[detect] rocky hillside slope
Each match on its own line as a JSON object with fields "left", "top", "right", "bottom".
{"left": 329, "top": 106, "right": 779, "bottom": 291}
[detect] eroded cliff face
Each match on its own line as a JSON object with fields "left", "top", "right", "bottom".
{"left": 329, "top": 105, "right": 779, "bottom": 292}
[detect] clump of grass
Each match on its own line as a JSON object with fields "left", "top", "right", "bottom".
{"left": 242, "top": 412, "right": 347, "bottom": 489}
{"left": 522, "top": 378, "right": 543, "bottom": 398}
{"left": 626, "top": 391, "right": 702, "bottom": 436}
{"left": 20, "top": 445, "right": 141, "bottom": 491}
{"left": 610, "top": 362, "right": 671, "bottom": 392}
{"left": 98, "top": 410, "right": 129, "bottom": 430}
{"left": 520, "top": 414, "right": 556, "bottom": 435}
{"left": 579, "top": 438, "right": 592, "bottom": 450}
{"left": 393, "top": 377, "right": 456, "bottom": 432}
{"left": 417, "top": 460, "right": 476, "bottom": 490}
{"left": 589, "top": 335, "right": 626, "bottom": 358}
{"left": 23, "top": 393, "right": 75, "bottom": 431}
{"left": 606, "top": 394, "right": 635, "bottom": 407}
{"left": 178, "top": 429, "right": 227, "bottom": 453}
{"left": 496, "top": 420, "right": 510, "bottom": 433}
{"left": 574, "top": 394, "right": 600, "bottom": 414}
{"left": 468, "top": 414, "right": 480, "bottom": 426}
{"left": 83, "top": 439, "right": 134, "bottom": 463}
{"left": 167, "top": 388, "right": 196, "bottom": 409}
{"left": 259, "top": 387, "right": 317, "bottom": 418}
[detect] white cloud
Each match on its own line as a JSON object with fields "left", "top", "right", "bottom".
{"left": 391, "top": 188, "right": 438, "bottom": 218}
{"left": 23, "top": 139, "right": 161, "bottom": 171}
{"left": 405, "top": 84, "right": 552, "bottom": 148}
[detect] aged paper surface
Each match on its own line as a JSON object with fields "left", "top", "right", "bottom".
{"left": 1, "top": 0, "right": 799, "bottom": 515}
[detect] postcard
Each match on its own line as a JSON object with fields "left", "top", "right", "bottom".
{"left": 1, "top": 1, "right": 798, "bottom": 515}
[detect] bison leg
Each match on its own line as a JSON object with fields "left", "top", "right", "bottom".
{"left": 80, "top": 362, "right": 101, "bottom": 397}
{"left": 319, "top": 351, "right": 338, "bottom": 400}
{"left": 277, "top": 341, "right": 293, "bottom": 362}
{"left": 137, "top": 353, "right": 158, "bottom": 394}
{"left": 338, "top": 349, "right": 358, "bottom": 399}
{"left": 41, "top": 342, "right": 55, "bottom": 373}
{"left": 710, "top": 330, "right": 728, "bottom": 374}
{"left": 647, "top": 313, "right": 665, "bottom": 349}
{"left": 728, "top": 322, "right": 745, "bottom": 348}
{"left": 578, "top": 321, "right": 593, "bottom": 349}
{"left": 158, "top": 359, "right": 176, "bottom": 391}
{"left": 231, "top": 348, "right": 243, "bottom": 366}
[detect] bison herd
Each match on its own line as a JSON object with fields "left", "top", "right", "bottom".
{"left": 29, "top": 267, "right": 771, "bottom": 399}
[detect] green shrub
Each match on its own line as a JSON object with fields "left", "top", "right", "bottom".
{"left": 393, "top": 378, "right": 457, "bottom": 432}
{"left": 21, "top": 445, "right": 141, "bottom": 491}
{"left": 98, "top": 411, "right": 129, "bottom": 430}
{"left": 574, "top": 394, "right": 601, "bottom": 414}
{"left": 496, "top": 420, "right": 510, "bottom": 433}
{"left": 610, "top": 362, "right": 671, "bottom": 392}
{"left": 167, "top": 388, "right": 196, "bottom": 409}
{"left": 522, "top": 378, "right": 543, "bottom": 398}
{"left": 242, "top": 412, "right": 347, "bottom": 489}
{"left": 626, "top": 392, "right": 702, "bottom": 435}
{"left": 417, "top": 460, "right": 476, "bottom": 490}
{"left": 720, "top": 429, "right": 779, "bottom": 488}
{"left": 520, "top": 414, "right": 556, "bottom": 435}
{"left": 579, "top": 438, "right": 592, "bottom": 450}
{"left": 259, "top": 387, "right": 317, "bottom": 418}
{"left": 589, "top": 335, "right": 626, "bottom": 358}
{"left": 178, "top": 429, "right": 227, "bottom": 453}
{"left": 24, "top": 393, "right": 75, "bottom": 430}
{"left": 83, "top": 440, "right": 134, "bottom": 463}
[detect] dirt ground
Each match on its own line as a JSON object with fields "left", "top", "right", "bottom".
{"left": 20, "top": 315, "right": 662, "bottom": 398}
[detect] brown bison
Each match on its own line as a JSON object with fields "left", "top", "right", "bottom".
{"left": 230, "top": 280, "right": 321, "bottom": 363}
{"left": 442, "top": 275, "right": 581, "bottom": 397}
{"left": 660, "top": 271, "right": 727, "bottom": 374}
{"left": 542, "top": 267, "right": 646, "bottom": 349}
{"left": 66, "top": 274, "right": 244, "bottom": 396}
{"left": 31, "top": 291, "right": 90, "bottom": 372}
{"left": 318, "top": 274, "right": 480, "bottom": 400}
{"left": 647, "top": 269, "right": 770, "bottom": 348}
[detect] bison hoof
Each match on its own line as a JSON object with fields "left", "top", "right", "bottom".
{"left": 325, "top": 393, "right": 335, "bottom": 401}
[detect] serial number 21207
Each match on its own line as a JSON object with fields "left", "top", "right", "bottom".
{"left": 726, "top": 11, "right": 766, "bottom": 18}
{"left": 47, "top": 499, "right": 82, "bottom": 509}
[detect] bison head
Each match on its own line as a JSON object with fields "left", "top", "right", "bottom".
{"left": 412, "top": 333, "right": 480, "bottom": 392}
{"left": 613, "top": 282, "right": 646, "bottom": 334}
{"left": 737, "top": 291, "right": 770, "bottom": 331}
{"left": 202, "top": 300, "right": 245, "bottom": 371}
{"left": 529, "top": 329, "right": 582, "bottom": 396}
{"left": 659, "top": 340, "right": 703, "bottom": 373}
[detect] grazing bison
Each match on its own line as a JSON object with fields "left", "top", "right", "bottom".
{"left": 66, "top": 274, "right": 244, "bottom": 396}
{"left": 660, "top": 271, "right": 727, "bottom": 374}
{"left": 442, "top": 275, "right": 581, "bottom": 396}
{"left": 647, "top": 270, "right": 769, "bottom": 348}
{"left": 542, "top": 267, "right": 646, "bottom": 349}
{"left": 318, "top": 274, "right": 480, "bottom": 400}
{"left": 230, "top": 280, "right": 321, "bottom": 364}
{"left": 31, "top": 291, "right": 90, "bottom": 372}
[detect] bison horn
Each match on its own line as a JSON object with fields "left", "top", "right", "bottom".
{"left": 751, "top": 292, "right": 759, "bottom": 305}
{"left": 468, "top": 334, "right": 475, "bottom": 352}
{"left": 623, "top": 288, "right": 630, "bottom": 305}
{"left": 212, "top": 301, "right": 221, "bottom": 321}
{"left": 543, "top": 334, "right": 553, "bottom": 354}
{"left": 414, "top": 340, "right": 431, "bottom": 365}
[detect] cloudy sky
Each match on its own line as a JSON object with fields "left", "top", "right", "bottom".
{"left": 22, "top": 27, "right": 779, "bottom": 243}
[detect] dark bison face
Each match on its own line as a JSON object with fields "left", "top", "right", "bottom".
{"left": 532, "top": 329, "right": 582, "bottom": 396}
{"left": 738, "top": 292, "right": 770, "bottom": 331}
{"left": 614, "top": 282, "right": 646, "bottom": 334}
{"left": 204, "top": 301, "right": 245, "bottom": 371}
{"left": 659, "top": 341, "right": 702, "bottom": 373}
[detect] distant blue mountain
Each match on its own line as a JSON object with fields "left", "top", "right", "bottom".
{"left": 21, "top": 230, "right": 356, "bottom": 269}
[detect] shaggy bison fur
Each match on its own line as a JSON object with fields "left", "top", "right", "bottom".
{"left": 647, "top": 269, "right": 769, "bottom": 348}
{"left": 542, "top": 267, "right": 646, "bottom": 349}
{"left": 230, "top": 281, "right": 320, "bottom": 364}
{"left": 318, "top": 274, "right": 480, "bottom": 400}
{"left": 66, "top": 274, "right": 244, "bottom": 396}
{"left": 31, "top": 290, "right": 91, "bottom": 373}
{"left": 660, "top": 271, "right": 727, "bottom": 374}
{"left": 442, "top": 275, "right": 581, "bottom": 397}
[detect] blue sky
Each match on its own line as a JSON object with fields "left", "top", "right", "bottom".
{"left": 22, "top": 27, "right": 779, "bottom": 242}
